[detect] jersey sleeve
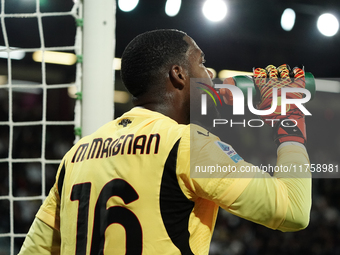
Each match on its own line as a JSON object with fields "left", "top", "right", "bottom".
{"left": 229, "top": 143, "right": 311, "bottom": 231}
{"left": 17, "top": 217, "right": 61, "bottom": 255}
{"left": 176, "top": 124, "right": 256, "bottom": 205}
{"left": 176, "top": 124, "right": 311, "bottom": 232}
{"left": 25, "top": 156, "right": 69, "bottom": 254}
{"left": 36, "top": 185, "right": 61, "bottom": 230}
{"left": 36, "top": 156, "right": 67, "bottom": 230}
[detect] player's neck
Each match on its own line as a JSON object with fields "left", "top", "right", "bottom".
{"left": 133, "top": 97, "right": 189, "bottom": 125}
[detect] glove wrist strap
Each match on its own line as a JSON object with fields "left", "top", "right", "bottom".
{"left": 273, "top": 119, "right": 306, "bottom": 146}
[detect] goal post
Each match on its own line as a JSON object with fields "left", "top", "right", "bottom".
{"left": 82, "top": 0, "right": 116, "bottom": 137}
{"left": 0, "top": 0, "right": 116, "bottom": 254}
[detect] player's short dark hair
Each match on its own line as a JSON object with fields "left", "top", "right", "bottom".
{"left": 121, "top": 29, "right": 190, "bottom": 97}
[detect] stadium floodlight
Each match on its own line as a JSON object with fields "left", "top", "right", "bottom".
{"left": 114, "top": 58, "right": 122, "bottom": 70}
{"left": 281, "top": 8, "right": 296, "bottom": 31}
{"left": 118, "top": 0, "right": 139, "bottom": 12}
{"left": 317, "top": 13, "right": 339, "bottom": 37}
{"left": 32, "top": 51, "right": 77, "bottom": 65}
{"left": 206, "top": 67, "right": 216, "bottom": 79}
{"left": 202, "top": 0, "right": 227, "bottom": 22}
{"left": 218, "top": 69, "right": 253, "bottom": 79}
{"left": 165, "top": 0, "right": 181, "bottom": 17}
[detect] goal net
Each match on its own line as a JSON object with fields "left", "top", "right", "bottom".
{"left": 0, "top": 0, "right": 115, "bottom": 254}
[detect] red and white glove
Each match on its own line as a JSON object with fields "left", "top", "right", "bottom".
{"left": 253, "top": 64, "right": 307, "bottom": 146}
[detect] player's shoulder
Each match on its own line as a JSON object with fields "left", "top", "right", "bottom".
{"left": 117, "top": 107, "right": 187, "bottom": 130}
{"left": 176, "top": 123, "right": 220, "bottom": 154}
{"left": 188, "top": 123, "right": 219, "bottom": 141}
{"left": 66, "top": 107, "right": 190, "bottom": 158}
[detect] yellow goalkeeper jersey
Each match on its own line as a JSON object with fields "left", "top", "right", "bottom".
{"left": 19, "top": 107, "right": 311, "bottom": 255}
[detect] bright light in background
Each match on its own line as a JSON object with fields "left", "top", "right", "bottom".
{"left": 114, "top": 58, "right": 122, "bottom": 70}
{"left": 202, "top": 0, "right": 227, "bottom": 22}
{"left": 165, "top": 0, "right": 181, "bottom": 17}
{"left": 317, "top": 13, "right": 339, "bottom": 37}
{"left": 281, "top": 8, "right": 296, "bottom": 31}
{"left": 33, "top": 51, "right": 122, "bottom": 68}
{"left": 0, "top": 75, "right": 7, "bottom": 84}
{"left": 0, "top": 46, "right": 26, "bottom": 60}
{"left": 114, "top": 90, "right": 131, "bottom": 103}
{"left": 118, "top": 0, "right": 139, "bottom": 12}
{"left": 218, "top": 69, "right": 253, "bottom": 79}
{"left": 206, "top": 67, "right": 216, "bottom": 79}
{"left": 315, "top": 79, "right": 340, "bottom": 93}
{"left": 33, "top": 51, "right": 77, "bottom": 65}
{"left": 68, "top": 86, "right": 130, "bottom": 103}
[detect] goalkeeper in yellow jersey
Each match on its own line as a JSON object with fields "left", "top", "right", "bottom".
{"left": 18, "top": 29, "right": 311, "bottom": 255}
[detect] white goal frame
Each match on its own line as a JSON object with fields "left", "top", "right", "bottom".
{"left": 82, "top": 0, "right": 115, "bottom": 137}
{"left": 0, "top": 0, "right": 115, "bottom": 254}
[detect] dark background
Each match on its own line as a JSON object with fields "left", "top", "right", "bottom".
{"left": 1, "top": 0, "right": 340, "bottom": 83}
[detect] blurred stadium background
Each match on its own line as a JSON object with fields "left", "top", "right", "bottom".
{"left": 0, "top": 0, "right": 340, "bottom": 254}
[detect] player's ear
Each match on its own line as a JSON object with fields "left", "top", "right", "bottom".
{"left": 169, "top": 65, "right": 187, "bottom": 90}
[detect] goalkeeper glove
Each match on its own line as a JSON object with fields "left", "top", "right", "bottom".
{"left": 253, "top": 64, "right": 307, "bottom": 146}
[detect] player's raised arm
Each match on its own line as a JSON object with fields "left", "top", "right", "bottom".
{"left": 182, "top": 64, "right": 311, "bottom": 232}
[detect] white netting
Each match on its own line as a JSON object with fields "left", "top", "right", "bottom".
{"left": 0, "top": 0, "right": 82, "bottom": 254}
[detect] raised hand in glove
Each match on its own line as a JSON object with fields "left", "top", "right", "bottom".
{"left": 253, "top": 64, "right": 307, "bottom": 146}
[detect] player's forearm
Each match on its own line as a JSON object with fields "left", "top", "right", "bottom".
{"left": 274, "top": 142, "right": 311, "bottom": 179}
{"left": 274, "top": 142, "right": 312, "bottom": 231}
{"left": 274, "top": 176, "right": 311, "bottom": 232}
{"left": 225, "top": 143, "right": 311, "bottom": 231}
{"left": 226, "top": 175, "right": 311, "bottom": 232}
{"left": 18, "top": 217, "right": 61, "bottom": 255}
